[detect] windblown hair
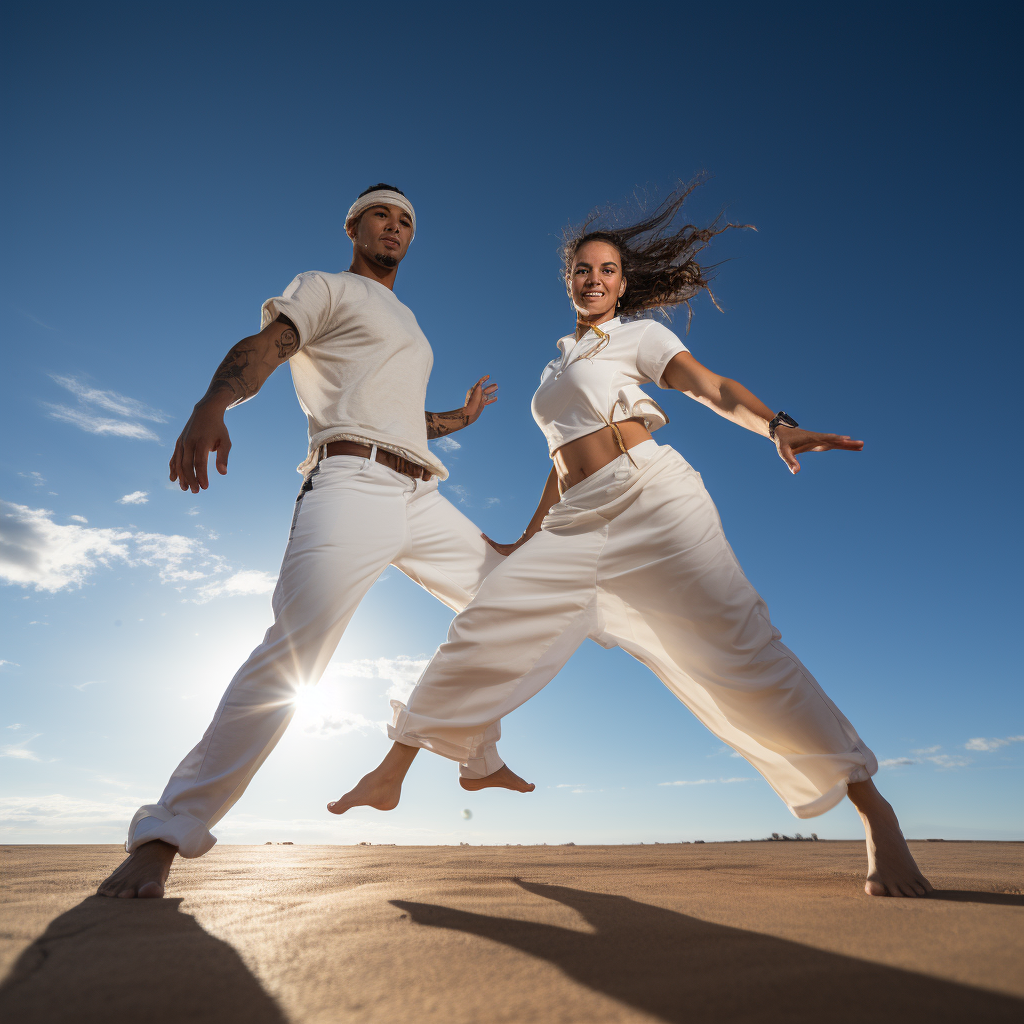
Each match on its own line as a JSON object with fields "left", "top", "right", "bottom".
{"left": 561, "top": 179, "right": 751, "bottom": 327}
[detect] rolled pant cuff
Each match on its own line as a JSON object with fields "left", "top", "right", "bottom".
{"left": 787, "top": 766, "right": 874, "bottom": 820}
{"left": 459, "top": 748, "right": 505, "bottom": 779}
{"left": 126, "top": 804, "right": 217, "bottom": 859}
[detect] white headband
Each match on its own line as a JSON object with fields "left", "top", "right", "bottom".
{"left": 345, "top": 189, "right": 416, "bottom": 238}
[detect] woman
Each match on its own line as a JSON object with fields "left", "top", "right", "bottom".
{"left": 329, "top": 183, "right": 932, "bottom": 898}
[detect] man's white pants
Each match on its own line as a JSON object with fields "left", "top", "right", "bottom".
{"left": 126, "top": 454, "right": 503, "bottom": 857}
{"left": 391, "top": 442, "right": 877, "bottom": 818}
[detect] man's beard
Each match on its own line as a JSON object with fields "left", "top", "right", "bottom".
{"left": 373, "top": 251, "right": 398, "bottom": 268}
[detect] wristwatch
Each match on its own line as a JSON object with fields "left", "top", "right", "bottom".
{"left": 768, "top": 411, "right": 799, "bottom": 441}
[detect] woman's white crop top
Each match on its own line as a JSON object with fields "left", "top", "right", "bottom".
{"left": 531, "top": 317, "right": 687, "bottom": 456}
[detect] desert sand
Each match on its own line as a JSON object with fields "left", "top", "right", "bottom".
{"left": 1, "top": 842, "right": 1021, "bottom": 1023}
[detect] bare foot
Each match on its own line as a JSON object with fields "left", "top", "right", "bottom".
{"left": 848, "top": 780, "right": 933, "bottom": 898}
{"left": 97, "top": 839, "right": 177, "bottom": 899}
{"left": 460, "top": 765, "right": 536, "bottom": 793}
{"left": 328, "top": 768, "right": 404, "bottom": 815}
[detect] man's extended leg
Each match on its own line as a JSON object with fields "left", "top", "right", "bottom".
{"left": 98, "top": 457, "right": 409, "bottom": 897}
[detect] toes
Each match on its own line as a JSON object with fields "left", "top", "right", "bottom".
{"left": 116, "top": 887, "right": 137, "bottom": 899}
{"left": 864, "top": 879, "right": 888, "bottom": 897}
{"left": 137, "top": 881, "right": 164, "bottom": 898}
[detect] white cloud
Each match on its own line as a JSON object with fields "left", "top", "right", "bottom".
{"left": 73, "top": 681, "right": 99, "bottom": 691}
{"left": 18, "top": 472, "right": 45, "bottom": 486}
{"left": 0, "top": 502, "right": 227, "bottom": 593}
{"left": 483, "top": 497, "right": 500, "bottom": 507}
{"left": 45, "top": 404, "right": 161, "bottom": 441}
{"left": 878, "top": 757, "right": 917, "bottom": 768}
{"left": 965, "top": 735, "right": 1024, "bottom": 752}
{"left": 446, "top": 484, "right": 468, "bottom": 505}
{"left": 0, "top": 792, "right": 143, "bottom": 835}
{"left": 926, "top": 754, "right": 972, "bottom": 768}
{"left": 432, "top": 437, "right": 461, "bottom": 452}
{"left": 332, "top": 655, "right": 429, "bottom": 702}
{"left": 118, "top": 491, "right": 149, "bottom": 505}
{"left": 195, "top": 569, "right": 277, "bottom": 603}
{"left": 659, "top": 777, "right": 751, "bottom": 786}
{"left": 185, "top": 507, "right": 200, "bottom": 516}
{"left": 69, "top": 515, "right": 88, "bottom": 523}
{"left": 300, "top": 711, "right": 387, "bottom": 737}
{"left": 1, "top": 734, "right": 42, "bottom": 761}
{"left": 0, "top": 660, "right": 20, "bottom": 668}
{"left": 911, "top": 745, "right": 941, "bottom": 755}
{"left": 7, "top": 723, "right": 24, "bottom": 730}
{"left": 50, "top": 375, "right": 167, "bottom": 422}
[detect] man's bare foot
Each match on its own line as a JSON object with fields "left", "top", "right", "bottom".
{"left": 96, "top": 839, "right": 177, "bottom": 899}
{"left": 460, "top": 765, "right": 536, "bottom": 793}
{"left": 848, "top": 779, "right": 934, "bottom": 898}
{"left": 328, "top": 768, "right": 404, "bottom": 815}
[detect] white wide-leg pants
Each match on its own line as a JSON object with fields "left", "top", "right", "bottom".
{"left": 126, "top": 454, "right": 504, "bottom": 857}
{"left": 391, "top": 442, "right": 877, "bottom": 819}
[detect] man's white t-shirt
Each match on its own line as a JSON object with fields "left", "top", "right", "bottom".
{"left": 261, "top": 270, "right": 448, "bottom": 480}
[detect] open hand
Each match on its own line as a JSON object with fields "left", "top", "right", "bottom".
{"left": 463, "top": 376, "right": 499, "bottom": 425}
{"left": 774, "top": 425, "right": 863, "bottom": 475}
{"left": 169, "top": 402, "right": 232, "bottom": 493}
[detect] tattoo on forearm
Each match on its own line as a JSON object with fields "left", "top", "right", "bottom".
{"left": 425, "top": 408, "right": 470, "bottom": 439}
{"left": 203, "top": 341, "right": 260, "bottom": 405}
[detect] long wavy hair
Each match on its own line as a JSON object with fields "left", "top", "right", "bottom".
{"left": 561, "top": 179, "right": 751, "bottom": 328}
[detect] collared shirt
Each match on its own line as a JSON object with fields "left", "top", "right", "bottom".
{"left": 530, "top": 316, "right": 687, "bottom": 456}
{"left": 261, "top": 271, "right": 448, "bottom": 479}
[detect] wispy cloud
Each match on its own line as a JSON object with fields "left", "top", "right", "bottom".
{"left": 18, "top": 472, "right": 45, "bottom": 487}
{"left": 45, "top": 404, "right": 161, "bottom": 441}
{"left": 878, "top": 757, "right": 917, "bottom": 768}
{"left": 446, "top": 484, "right": 469, "bottom": 504}
{"left": 0, "top": 792, "right": 144, "bottom": 835}
{"left": 195, "top": 570, "right": 277, "bottom": 603}
{"left": 965, "top": 735, "right": 1024, "bottom": 752}
{"left": 1, "top": 734, "right": 42, "bottom": 761}
{"left": 431, "top": 437, "right": 461, "bottom": 453}
{"left": 69, "top": 515, "right": 88, "bottom": 523}
{"left": 331, "top": 655, "right": 430, "bottom": 703}
{"left": 0, "top": 661, "right": 20, "bottom": 669}
{"left": 7, "top": 723, "right": 24, "bottom": 730}
{"left": 118, "top": 491, "right": 149, "bottom": 505}
{"left": 73, "top": 681, "right": 99, "bottom": 691}
{"left": 483, "top": 497, "right": 500, "bottom": 507}
{"left": 51, "top": 375, "right": 167, "bottom": 422}
{"left": 911, "top": 745, "right": 941, "bottom": 755}
{"left": 299, "top": 711, "right": 387, "bottom": 737}
{"left": 659, "top": 777, "right": 751, "bottom": 786}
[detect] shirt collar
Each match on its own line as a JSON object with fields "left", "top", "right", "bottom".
{"left": 556, "top": 316, "right": 623, "bottom": 353}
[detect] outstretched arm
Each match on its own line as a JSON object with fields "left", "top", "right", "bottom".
{"left": 169, "top": 314, "right": 299, "bottom": 493}
{"left": 483, "top": 466, "right": 560, "bottom": 556}
{"left": 426, "top": 376, "right": 498, "bottom": 438}
{"left": 660, "top": 351, "right": 863, "bottom": 474}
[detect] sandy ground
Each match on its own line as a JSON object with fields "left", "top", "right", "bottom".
{"left": 1, "top": 842, "right": 1021, "bottom": 1024}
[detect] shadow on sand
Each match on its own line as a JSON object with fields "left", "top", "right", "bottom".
{"left": 0, "top": 896, "right": 286, "bottom": 1024}
{"left": 392, "top": 879, "right": 1023, "bottom": 1024}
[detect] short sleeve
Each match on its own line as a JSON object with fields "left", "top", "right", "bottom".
{"left": 635, "top": 321, "right": 688, "bottom": 388}
{"left": 260, "top": 272, "right": 334, "bottom": 350}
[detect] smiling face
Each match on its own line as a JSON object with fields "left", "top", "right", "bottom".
{"left": 346, "top": 203, "right": 413, "bottom": 268}
{"left": 568, "top": 239, "right": 627, "bottom": 323}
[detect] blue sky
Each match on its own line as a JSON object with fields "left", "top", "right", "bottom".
{"left": 2, "top": 4, "right": 1021, "bottom": 847}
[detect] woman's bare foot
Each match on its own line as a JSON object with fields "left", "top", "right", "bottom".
{"left": 327, "top": 742, "right": 420, "bottom": 815}
{"left": 328, "top": 767, "right": 405, "bottom": 814}
{"left": 96, "top": 839, "right": 177, "bottom": 899}
{"left": 847, "top": 779, "right": 934, "bottom": 898}
{"left": 460, "top": 765, "right": 536, "bottom": 793}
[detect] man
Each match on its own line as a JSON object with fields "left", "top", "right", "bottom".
{"left": 98, "top": 184, "right": 523, "bottom": 899}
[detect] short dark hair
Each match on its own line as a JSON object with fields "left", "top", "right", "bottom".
{"left": 357, "top": 182, "right": 406, "bottom": 198}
